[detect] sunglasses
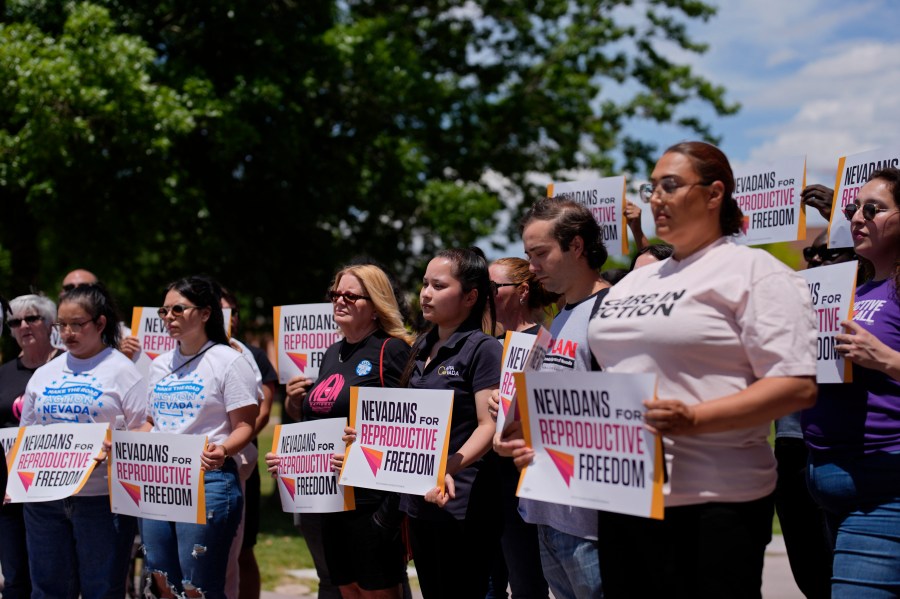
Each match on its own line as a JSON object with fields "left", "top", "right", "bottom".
{"left": 327, "top": 291, "right": 370, "bottom": 304}
{"left": 62, "top": 282, "right": 92, "bottom": 293}
{"left": 492, "top": 282, "right": 520, "bottom": 295}
{"left": 157, "top": 304, "right": 200, "bottom": 318}
{"left": 843, "top": 202, "right": 891, "bottom": 221}
{"left": 803, "top": 245, "right": 850, "bottom": 263}
{"left": 8, "top": 315, "right": 43, "bottom": 328}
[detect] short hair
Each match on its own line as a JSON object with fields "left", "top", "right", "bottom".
{"left": 10, "top": 294, "right": 57, "bottom": 327}
{"left": 166, "top": 275, "right": 229, "bottom": 345}
{"left": 629, "top": 243, "right": 674, "bottom": 271}
{"left": 521, "top": 198, "right": 608, "bottom": 269}
{"left": 59, "top": 283, "right": 122, "bottom": 348}
{"left": 491, "top": 257, "right": 560, "bottom": 310}
{"left": 331, "top": 264, "right": 413, "bottom": 345}
{"left": 663, "top": 141, "right": 743, "bottom": 237}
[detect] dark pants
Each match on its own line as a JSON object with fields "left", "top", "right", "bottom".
{"left": 409, "top": 515, "right": 502, "bottom": 599}
{"left": 496, "top": 459, "right": 549, "bottom": 598}
{"left": 0, "top": 503, "right": 32, "bottom": 599}
{"left": 597, "top": 494, "right": 774, "bottom": 599}
{"left": 775, "top": 438, "right": 833, "bottom": 599}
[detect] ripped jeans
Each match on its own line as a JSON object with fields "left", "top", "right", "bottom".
{"left": 140, "top": 461, "right": 243, "bottom": 599}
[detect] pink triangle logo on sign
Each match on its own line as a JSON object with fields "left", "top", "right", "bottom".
{"left": 287, "top": 352, "right": 308, "bottom": 372}
{"left": 120, "top": 481, "right": 142, "bottom": 506}
{"left": 361, "top": 446, "right": 384, "bottom": 477}
{"left": 18, "top": 471, "right": 35, "bottom": 492}
{"left": 280, "top": 476, "right": 296, "bottom": 500}
{"left": 545, "top": 447, "right": 575, "bottom": 487}
{"left": 501, "top": 396, "right": 512, "bottom": 417}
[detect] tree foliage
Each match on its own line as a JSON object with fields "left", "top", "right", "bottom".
{"left": 0, "top": 0, "right": 737, "bottom": 325}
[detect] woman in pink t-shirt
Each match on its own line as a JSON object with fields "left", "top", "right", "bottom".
{"left": 588, "top": 141, "right": 818, "bottom": 598}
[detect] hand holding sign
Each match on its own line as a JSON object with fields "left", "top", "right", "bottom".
{"left": 836, "top": 319, "right": 900, "bottom": 373}
{"left": 642, "top": 399, "right": 698, "bottom": 436}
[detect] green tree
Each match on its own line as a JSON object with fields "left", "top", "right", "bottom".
{"left": 1, "top": 0, "right": 736, "bottom": 323}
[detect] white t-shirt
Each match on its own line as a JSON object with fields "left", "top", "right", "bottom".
{"left": 21, "top": 347, "right": 148, "bottom": 496}
{"left": 148, "top": 342, "right": 258, "bottom": 445}
{"left": 588, "top": 237, "right": 816, "bottom": 506}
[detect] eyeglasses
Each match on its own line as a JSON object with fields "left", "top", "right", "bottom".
{"left": 327, "top": 291, "right": 370, "bottom": 304}
{"left": 157, "top": 304, "right": 200, "bottom": 318}
{"left": 639, "top": 177, "right": 713, "bottom": 203}
{"left": 803, "top": 245, "right": 851, "bottom": 263}
{"left": 843, "top": 202, "right": 892, "bottom": 221}
{"left": 8, "top": 315, "right": 43, "bottom": 328}
{"left": 492, "top": 282, "right": 520, "bottom": 295}
{"left": 53, "top": 318, "right": 97, "bottom": 333}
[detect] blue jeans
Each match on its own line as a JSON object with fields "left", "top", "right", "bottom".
{"left": 536, "top": 524, "right": 602, "bottom": 599}
{"left": 23, "top": 495, "right": 137, "bottom": 599}
{"left": 808, "top": 451, "right": 900, "bottom": 598}
{"left": 141, "top": 464, "right": 242, "bottom": 599}
{"left": 0, "top": 503, "right": 32, "bottom": 599}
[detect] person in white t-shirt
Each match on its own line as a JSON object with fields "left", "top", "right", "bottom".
{"left": 20, "top": 283, "right": 147, "bottom": 599}
{"left": 587, "top": 141, "right": 817, "bottom": 598}
{"left": 139, "top": 275, "right": 258, "bottom": 599}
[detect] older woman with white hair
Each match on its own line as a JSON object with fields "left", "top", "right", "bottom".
{"left": 0, "top": 294, "right": 60, "bottom": 599}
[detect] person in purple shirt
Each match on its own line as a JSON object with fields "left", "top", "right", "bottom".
{"left": 803, "top": 167, "right": 900, "bottom": 597}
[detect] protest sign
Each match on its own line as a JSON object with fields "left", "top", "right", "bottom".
{"left": 272, "top": 418, "right": 354, "bottom": 513}
{"left": 496, "top": 327, "right": 553, "bottom": 434}
{"left": 1, "top": 427, "right": 21, "bottom": 469}
{"left": 338, "top": 387, "right": 453, "bottom": 496}
{"left": 274, "top": 304, "right": 341, "bottom": 383}
{"left": 733, "top": 156, "right": 806, "bottom": 245}
{"left": 798, "top": 261, "right": 858, "bottom": 383}
{"left": 109, "top": 430, "right": 206, "bottom": 524}
{"left": 516, "top": 371, "right": 663, "bottom": 519}
{"left": 548, "top": 176, "right": 628, "bottom": 257}
{"left": 828, "top": 147, "right": 900, "bottom": 248}
{"left": 5, "top": 423, "right": 107, "bottom": 502}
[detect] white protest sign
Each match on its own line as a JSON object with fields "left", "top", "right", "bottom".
{"left": 272, "top": 418, "right": 354, "bottom": 513}
{"left": 5, "top": 423, "right": 107, "bottom": 502}
{"left": 109, "top": 430, "right": 207, "bottom": 524}
{"left": 1, "top": 427, "right": 21, "bottom": 470}
{"left": 516, "top": 371, "right": 663, "bottom": 519}
{"left": 798, "top": 262, "right": 858, "bottom": 383}
{"left": 548, "top": 176, "right": 628, "bottom": 257}
{"left": 733, "top": 156, "right": 806, "bottom": 245}
{"left": 274, "top": 304, "right": 341, "bottom": 383}
{"left": 828, "top": 147, "right": 900, "bottom": 248}
{"left": 496, "top": 327, "right": 553, "bottom": 434}
{"left": 339, "top": 387, "right": 453, "bottom": 496}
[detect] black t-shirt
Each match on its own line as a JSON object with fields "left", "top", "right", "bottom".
{"left": 0, "top": 357, "right": 41, "bottom": 428}
{"left": 401, "top": 324, "right": 502, "bottom": 521}
{"left": 246, "top": 344, "right": 278, "bottom": 385}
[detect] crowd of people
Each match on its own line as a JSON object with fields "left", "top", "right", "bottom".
{"left": 2, "top": 140, "right": 900, "bottom": 599}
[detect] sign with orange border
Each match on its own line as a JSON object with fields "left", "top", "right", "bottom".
{"left": 339, "top": 387, "right": 453, "bottom": 496}
{"left": 733, "top": 156, "right": 806, "bottom": 245}
{"left": 798, "top": 261, "right": 858, "bottom": 383}
{"left": 496, "top": 327, "right": 553, "bottom": 434}
{"left": 827, "top": 147, "right": 900, "bottom": 249}
{"left": 273, "top": 304, "right": 341, "bottom": 383}
{"left": 515, "top": 371, "right": 664, "bottom": 519}
{"left": 548, "top": 176, "right": 629, "bottom": 257}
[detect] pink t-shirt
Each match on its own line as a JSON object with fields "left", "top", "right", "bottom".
{"left": 588, "top": 237, "right": 816, "bottom": 506}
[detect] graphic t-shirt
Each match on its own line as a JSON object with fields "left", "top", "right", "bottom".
{"left": 589, "top": 237, "right": 816, "bottom": 506}
{"left": 21, "top": 347, "right": 147, "bottom": 495}
{"left": 148, "top": 342, "right": 258, "bottom": 445}
{"left": 401, "top": 325, "right": 502, "bottom": 521}
{"left": 519, "top": 289, "right": 607, "bottom": 541}
{"left": 803, "top": 278, "right": 900, "bottom": 457}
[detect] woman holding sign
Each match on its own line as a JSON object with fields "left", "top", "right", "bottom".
{"left": 19, "top": 284, "right": 147, "bottom": 599}
{"left": 803, "top": 167, "right": 900, "bottom": 597}
{"left": 140, "top": 275, "right": 258, "bottom": 599}
{"left": 587, "top": 141, "right": 818, "bottom": 598}
{"left": 396, "top": 247, "right": 502, "bottom": 598}
{"left": 268, "top": 264, "right": 414, "bottom": 599}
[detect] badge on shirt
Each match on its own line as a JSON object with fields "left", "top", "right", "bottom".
{"left": 356, "top": 360, "right": 373, "bottom": 376}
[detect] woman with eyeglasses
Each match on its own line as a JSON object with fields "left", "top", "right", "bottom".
{"left": 587, "top": 141, "right": 818, "bottom": 598}
{"left": 139, "top": 275, "right": 259, "bottom": 599}
{"left": 18, "top": 284, "right": 147, "bottom": 599}
{"left": 0, "top": 294, "right": 60, "bottom": 598}
{"left": 802, "top": 167, "right": 900, "bottom": 597}
{"left": 267, "top": 264, "right": 414, "bottom": 599}
{"left": 490, "top": 257, "right": 559, "bottom": 337}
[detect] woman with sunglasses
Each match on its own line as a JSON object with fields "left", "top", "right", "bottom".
{"left": 587, "top": 141, "right": 818, "bottom": 597}
{"left": 18, "top": 284, "right": 147, "bottom": 599}
{"left": 140, "top": 275, "right": 259, "bottom": 599}
{"left": 267, "top": 264, "right": 413, "bottom": 599}
{"left": 0, "top": 294, "right": 59, "bottom": 598}
{"left": 490, "top": 257, "right": 558, "bottom": 337}
{"left": 803, "top": 167, "right": 900, "bottom": 597}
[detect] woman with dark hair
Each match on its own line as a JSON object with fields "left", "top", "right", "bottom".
{"left": 19, "top": 284, "right": 147, "bottom": 599}
{"left": 629, "top": 243, "right": 674, "bottom": 271}
{"left": 803, "top": 167, "right": 900, "bottom": 597}
{"left": 395, "top": 247, "right": 503, "bottom": 597}
{"left": 140, "top": 275, "right": 259, "bottom": 599}
{"left": 587, "top": 141, "right": 818, "bottom": 597}
{"left": 268, "top": 264, "right": 414, "bottom": 599}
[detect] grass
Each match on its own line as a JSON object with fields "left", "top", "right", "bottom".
{"left": 254, "top": 411, "right": 316, "bottom": 591}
